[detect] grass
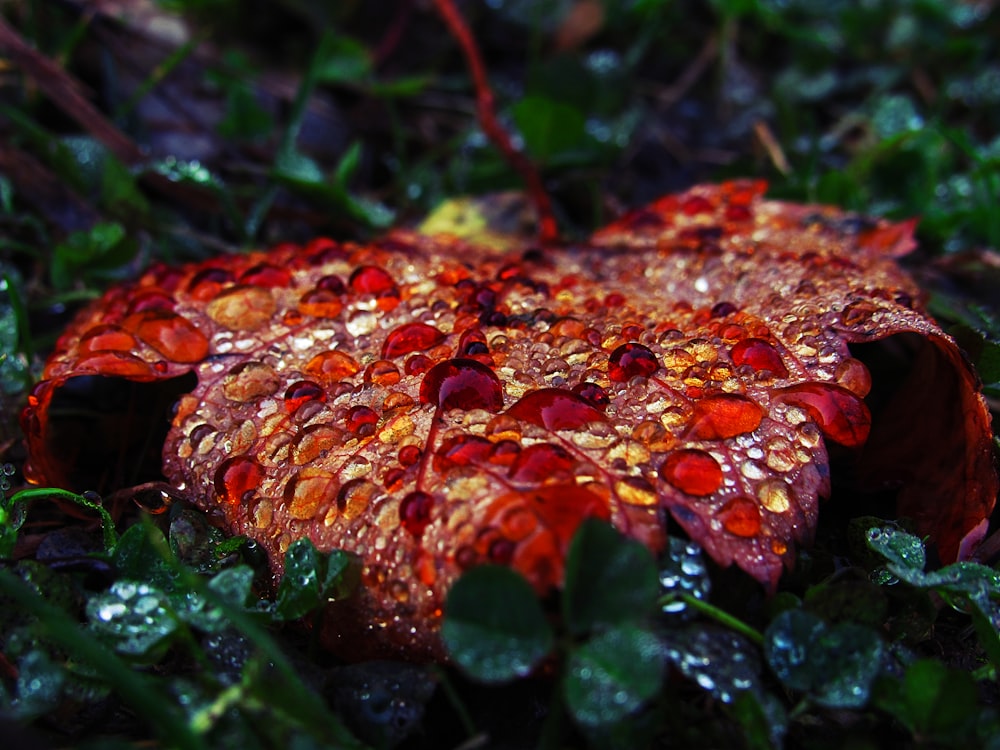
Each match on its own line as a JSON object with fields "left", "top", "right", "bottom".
{"left": 0, "top": 0, "right": 998, "bottom": 747}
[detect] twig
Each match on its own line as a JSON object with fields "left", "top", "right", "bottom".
{"left": 431, "top": 0, "right": 559, "bottom": 246}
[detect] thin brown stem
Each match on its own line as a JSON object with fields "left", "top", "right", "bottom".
{"left": 431, "top": 0, "right": 559, "bottom": 246}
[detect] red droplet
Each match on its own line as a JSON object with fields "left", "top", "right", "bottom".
{"left": 457, "top": 328, "right": 489, "bottom": 356}
{"left": 681, "top": 195, "right": 714, "bottom": 216}
{"left": 125, "top": 288, "right": 175, "bottom": 314}
{"left": 506, "top": 388, "right": 608, "bottom": 430}
{"left": 432, "top": 434, "right": 492, "bottom": 472}
{"left": 398, "top": 444, "right": 422, "bottom": 467}
{"left": 350, "top": 265, "right": 396, "bottom": 295}
{"left": 687, "top": 393, "right": 764, "bottom": 440}
{"left": 345, "top": 405, "right": 378, "bottom": 434}
{"left": 489, "top": 439, "right": 521, "bottom": 466}
{"left": 187, "top": 267, "right": 234, "bottom": 301}
{"left": 404, "top": 354, "right": 433, "bottom": 375}
{"left": 731, "top": 338, "right": 789, "bottom": 378}
{"left": 239, "top": 263, "right": 292, "bottom": 287}
{"left": 382, "top": 322, "right": 446, "bottom": 358}
{"left": 420, "top": 358, "right": 504, "bottom": 412}
{"left": 608, "top": 343, "right": 659, "bottom": 382}
{"left": 79, "top": 325, "right": 137, "bottom": 353}
{"left": 123, "top": 310, "right": 210, "bottom": 363}
{"left": 303, "top": 237, "right": 346, "bottom": 265}
{"left": 298, "top": 288, "right": 344, "bottom": 318}
{"left": 718, "top": 497, "right": 761, "bottom": 537}
{"left": 660, "top": 449, "right": 723, "bottom": 496}
{"left": 284, "top": 380, "right": 325, "bottom": 413}
{"left": 399, "top": 490, "right": 435, "bottom": 536}
{"left": 571, "top": 381, "right": 610, "bottom": 407}
{"left": 75, "top": 351, "right": 154, "bottom": 378}
{"left": 508, "top": 443, "right": 575, "bottom": 484}
{"left": 214, "top": 456, "right": 264, "bottom": 505}
{"left": 316, "top": 274, "right": 346, "bottom": 294}
{"left": 774, "top": 382, "right": 871, "bottom": 447}
{"left": 711, "top": 301, "right": 738, "bottom": 318}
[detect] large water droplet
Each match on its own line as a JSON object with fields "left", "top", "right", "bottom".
{"left": 399, "top": 490, "right": 435, "bottom": 536}
{"left": 420, "top": 358, "right": 504, "bottom": 412}
{"left": 608, "top": 342, "right": 659, "bottom": 382}
{"left": 214, "top": 456, "right": 264, "bottom": 505}
{"left": 506, "top": 388, "right": 607, "bottom": 431}
{"left": 718, "top": 497, "right": 761, "bottom": 537}
{"left": 660, "top": 449, "right": 723, "bottom": 496}
{"left": 774, "top": 382, "right": 871, "bottom": 447}
{"left": 686, "top": 394, "right": 764, "bottom": 440}
{"left": 206, "top": 285, "right": 276, "bottom": 331}
{"left": 382, "top": 322, "right": 446, "bottom": 358}
{"left": 730, "top": 338, "right": 788, "bottom": 378}
{"left": 123, "top": 309, "right": 209, "bottom": 363}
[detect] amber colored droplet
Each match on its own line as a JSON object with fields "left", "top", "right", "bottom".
{"left": 75, "top": 351, "right": 154, "bottom": 378}
{"left": 731, "top": 338, "right": 789, "bottom": 378}
{"left": 382, "top": 322, "right": 446, "bottom": 358}
{"left": 365, "top": 360, "right": 401, "bottom": 387}
{"left": 550, "top": 317, "right": 587, "bottom": 338}
{"left": 687, "top": 394, "right": 764, "bottom": 440}
{"left": 123, "top": 309, "right": 210, "bottom": 363}
{"left": 660, "top": 449, "right": 723, "bottom": 496}
{"left": 214, "top": 456, "right": 264, "bottom": 505}
{"left": 616, "top": 476, "right": 658, "bottom": 507}
{"left": 336, "top": 478, "right": 376, "bottom": 520}
{"left": 206, "top": 285, "right": 276, "bottom": 331}
{"left": 79, "top": 325, "right": 137, "bottom": 354}
{"left": 433, "top": 434, "right": 492, "bottom": 472}
{"left": 841, "top": 300, "right": 879, "bottom": 327}
{"left": 304, "top": 350, "right": 360, "bottom": 382}
{"left": 571, "top": 381, "right": 610, "bottom": 407}
{"left": 284, "top": 380, "right": 325, "bottom": 413}
{"left": 189, "top": 423, "right": 215, "bottom": 450}
{"left": 239, "top": 263, "right": 292, "bottom": 287}
{"left": 506, "top": 388, "right": 608, "bottom": 431}
{"left": 398, "top": 444, "right": 421, "bottom": 467}
{"left": 718, "top": 497, "right": 762, "bottom": 537}
{"left": 282, "top": 470, "right": 338, "bottom": 521}
{"left": 345, "top": 405, "right": 378, "bottom": 434}
{"left": 774, "top": 382, "right": 872, "bottom": 447}
{"left": 298, "top": 288, "right": 344, "bottom": 319}
{"left": 350, "top": 265, "right": 397, "bottom": 295}
{"left": 608, "top": 342, "right": 659, "bottom": 382}
{"left": 420, "top": 358, "right": 504, "bottom": 412}
{"left": 834, "top": 357, "right": 872, "bottom": 397}
{"left": 222, "top": 361, "right": 281, "bottom": 403}
{"left": 508, "top": 443, "right": 575, "bottom": 484}
{"left": 399, "top": 490, "right": 435, "bottom": 536}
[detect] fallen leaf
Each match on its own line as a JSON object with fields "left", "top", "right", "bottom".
{"left": 21, "top": 180, "right": 998, "bottom": 659}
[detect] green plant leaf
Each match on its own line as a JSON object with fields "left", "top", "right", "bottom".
{"left": 764, "top": 609, "right": 885, "bottom": 708}
{"left": 86, "top": 580, "right": 179, "bottom": 659}
{"left": 275, "top": 539, "right": 356, "bottom": 620}
{"left": 661, "top": 625, "right": 761, "bottom": 703}
{"left": 441, "top": 565, "right": 553, "bottom": 683}
{"left": 563, "top": 518, "right": 658, "bottom": 635}
{"left": 564, "top": 624, "right": 663, "bottom": 727}
{"left": 512, "top": 95, "right": 589, "bottom": 164}
{"left": 875, "top": 659, "right": 979, "bottom": 740}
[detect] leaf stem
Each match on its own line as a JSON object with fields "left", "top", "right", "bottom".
{"left": 659, "top": 593, "right": 765, "bottom": 645}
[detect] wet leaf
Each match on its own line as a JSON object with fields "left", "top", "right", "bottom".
{"left": 658, "top": 536, "right": 712, "bottom": 618}
{"left": 22, "top": 181, "right": 998, "bottom": 659}
{"left": 86, "top": 580, "right": 178, "bottom": 658}
{"left": 441, "top": 565, "right": 553, "bottom": 683}
{"left": 874, "top": 659, "right": 979, "bottom": 741}
{"left": 562, "top": 518, "right": 658, "bottom": 635}
{"left": 275, "top": 539, "right": 356, "bottom": 620}
{"left": 661, "top": 625, "right": 760, "bottom": 703}
{"left": 564, "top": 623, "right": 663, "bottom": 726}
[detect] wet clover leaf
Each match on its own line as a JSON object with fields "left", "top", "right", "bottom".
{"left": 2, "top": 649, "right": 67, "bottom": 720}
{"left": 874, "top": 659, "right": 980, "bottom": 742}
{"left": 441, "top": 565, "right": 554, "bottom": 684}
{"left": 658, "top": 536, "right": 712, "bottom": 617}
{"left": 661, "top": 625, "right": 760, "bottom": 703}
{"left": 275, "top": 539, "right": 356, "bottom": 621}
{"left": 563, "top": 519, "right": 659, "bottom": 636}
{"left": 87, "top": 580, "right": 179, "bottom": 659}
{"left": 564, "top": 623, "right": 664, "bottom": 727}
{"left": 764, "top": 609, "right": 885, "bottom": 709}
{"left": 865, "top": 525, "right": 926, "bottom": 581}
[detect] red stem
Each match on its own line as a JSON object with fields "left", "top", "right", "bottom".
{"left": 431, "top": 0, "right": 560, "bottom": 246}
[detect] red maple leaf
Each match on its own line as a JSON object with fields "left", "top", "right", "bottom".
{"left": 21, "top": 179, "right": 998, "bottom": 660}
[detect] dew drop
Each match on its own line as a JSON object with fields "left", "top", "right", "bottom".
{"left": 336, "top": 479, "right": 376, "bottom": 520}
{"left": 758, "top": 479, "right": 792, "bottom": 514}
{"left": 123, "top": 309, "right": 209, "bottom": 363}
{"left": 284, "top": 380, "right": 325, "bottom": 413}
{"left": 615, "top": 476, "right": 658, "bottom": 507}
{"left": 608, "top": 342, "right": 659, "bottom": 382}
{"left": 345, "top": 405, "right": 379, "bottom": 435}
{"left": 292, "top": 424, "right": 341, "bottom": 465}
{"left": 222, "top": 361, "right": 281, "bottom": 402}
{"left": 214, "top": 456, "right": 264, "bottom": 505}
{"left": 506, "top": 388, "right": 608, "bottom": 431}
{"left": 660, "top": 449, "right": 723, "bottom": 496}
{"left": 79, "top": 325, "right": 137, "bottom": 353}
{"left": 571, "top": 381, "right": 610, "bottom": 407}
{"left": 433, "top": 434, "right": 492, "bottom": 472}
{"left": 686, "top": 394, "right": 764, "bottom": 440}
{"left": 774, "top": 382, "right": 871, "bottom": 447}
{"left": 350, "top": 265, "right": 397, "bottom": 295}
{"left": 398, "top": 444, "right": 422, "bottom": 466}
{"left": 365, "top": 359, "right": 401, "bottom": 387}
{"left": 730, "top": 338, "right": 788, "bottom": 378}
{"left": 399, "top": 490, "right": 435, "bottom": 536}
{"left": 206, "top": 285, "right": 276, "bottom": 331}
{"left": 718, "top": 497, "right": 761, "bottom": 537}
{"left": 508, "top": 443, "right": 575, "bottom": 484}
{"left": 298, "top": 288, "right": 344, "bottom": 319}
{"left": 303, "top": 350, "right": 360, "bottom": 382}
{"left": 420, "top": 358, "right": 504, "bottom": 412}
{"left": 239, "top": 262, "right": 292, "bottom": 287}
{"left": 282, "top": 469, "right": 338, "bottom": 520}
{"left": 382, "top": 322, "right": 446, "bottom": 358}
{"left": 834, "top": 357, "right": 872, "bottom": 397}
